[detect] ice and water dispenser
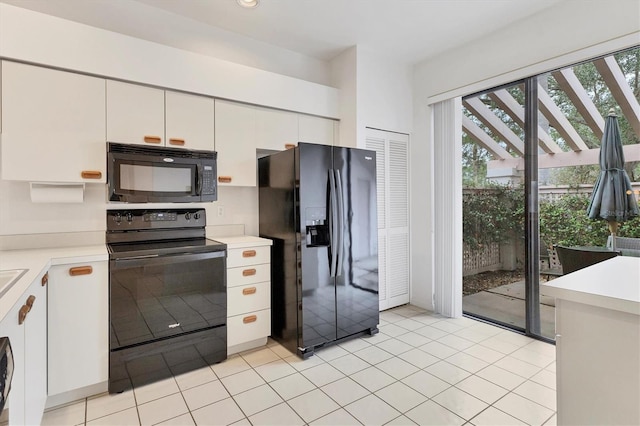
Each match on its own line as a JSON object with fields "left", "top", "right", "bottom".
{"left": 305, "top": 207, "right": 330, "bottom": 247}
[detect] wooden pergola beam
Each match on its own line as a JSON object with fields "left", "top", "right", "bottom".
{"left": 463, "top": 97, "right": 525, "bottom": 156}
{"left": 552, "top": 68, "right": 605, "bottom": 140}
{"left": 489, "top": 89, "right": 563, "bottom": 154}
{"left": 538, "top": 84, "right": 590, "bottom": 151}
{"left": 487, "top": 143, "right": 640, "bottom": 171}
{"left": 462, "top": 115, "right": 512, "bottom": 160}
{"left": 594, "top": 55, "right": 640, "bottom": 138}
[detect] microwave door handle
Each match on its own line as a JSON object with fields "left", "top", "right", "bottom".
{"left": 196, "top": 164, "right": 203, "bottom": 196}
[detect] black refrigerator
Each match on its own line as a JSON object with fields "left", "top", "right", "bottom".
{"left": 259, "top": 142, "right": 379, "bottom": 358}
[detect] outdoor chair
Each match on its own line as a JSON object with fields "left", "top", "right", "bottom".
{"left": 554, "top": 245, "right": 621, "bottom": 275}
{"left": 540, "top": 238, "right": 562, "bottom": 280}
{"left": 606, "top": 236, "right": 640, "bottom": 257}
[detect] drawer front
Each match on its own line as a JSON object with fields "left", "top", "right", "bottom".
{"left": 227, "top": 281, "right": 271, "bottom": 316}
{"left": 227, "top": 263, "right": 270, "bottom": 287}
{"left": 227, "top": 309, "right": 271, "bottom": 347}
{"left": 227, "top": 246, "right": 270, "bottom": 268}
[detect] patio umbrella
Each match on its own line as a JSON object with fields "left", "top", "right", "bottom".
{"left": 587, "top": 109, "right": 639, "bottom": 251}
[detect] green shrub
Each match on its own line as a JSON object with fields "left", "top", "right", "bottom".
{"left": 463, "top": 184, "right": 524, "bottom": 248}
{"left": 539, "top": 194, "right": 640, "bottom": 247}
{"left": 463, "top": 187, "right": 640, "bottom": 249}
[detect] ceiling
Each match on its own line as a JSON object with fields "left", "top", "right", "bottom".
{"left": 1, "top": 0, "right": 561, "bottom": 64}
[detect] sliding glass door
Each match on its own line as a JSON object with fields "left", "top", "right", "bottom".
{"left": 461, "top": 47, "right": 640, "bottom": 341}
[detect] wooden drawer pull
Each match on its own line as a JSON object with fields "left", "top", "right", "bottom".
{"left": 242, "top": 250, "right": 257, "bottom": 258}
{"left": 69, "top": 266, "right": 93, "bottom": 276}
{"left": 26, "top": 295, "right": 36, "bottom": 309}
{"left": 285, "top": 143, "right": 296, "bottom": 150}
{"left": 144, "top": 135, "right": 162, "bottom": 144}
{"left": 242, "top": 268, "right": 257, "bottom": 277}
{"left": 18, "top": 304, "right": 30, "bottom": 325}
{"left": 218, "top": 176, "right": 232, "bottom": 183}
{"left": 41, "top": 272, "right": 48, "bottom": 287}
{"left": 81, "top": 170, "right": 102, "bottom": 179}
{"left": 169, "top": 138, "right": 185, "bottom": 146}
{"left": 243, "top": 315, "right": 257, "bottom": 324}
{"left": 242, "top": 287, "right": 257, "bottom": 295}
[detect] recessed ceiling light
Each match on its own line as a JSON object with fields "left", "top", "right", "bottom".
{"left": 236, "top": 0, "right": 259, "bottom": 9}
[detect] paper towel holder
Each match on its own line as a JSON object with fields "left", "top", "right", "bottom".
{"left": 29, "top": 182, "right": 86, "bottom": 203}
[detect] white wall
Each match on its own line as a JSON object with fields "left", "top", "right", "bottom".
{"left": 330, "top": 47, "right": 358, "bottom": 148}
{"left": 415, "top": 0, "right": 640, "bottom": 101}
{"left": 410, "top": 0, "right": 640, "bottom": 314}
{"left": 0, "top": 3, "right": 339, "bottom": 117}
{"left": 0, "top": 180, "right": 258, "bottom": 237}
{"left": 1, "top": 0, "right": 332, "bottom": 86}
{"left": 356, "top": 48, "right": 414, "bottom": 141}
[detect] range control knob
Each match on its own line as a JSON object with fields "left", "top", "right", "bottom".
{"left": 185, "top": 212, "right": 192, "bottom": 220}
{"left": 125, "top": 212, "right": 133, "bottom": 223}
{"left": 114, "top": 213, "right": 122, "bottom": 224}
{"left": 194, "top": 212, "right": 201, "bottom": 220}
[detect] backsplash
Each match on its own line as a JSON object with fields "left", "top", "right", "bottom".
{"left": 0, "top": 179, "right": 258, "bottom": 247}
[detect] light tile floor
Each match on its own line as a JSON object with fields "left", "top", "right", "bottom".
{"left": 41, "top": 305, "right": 557, "bottom": 426}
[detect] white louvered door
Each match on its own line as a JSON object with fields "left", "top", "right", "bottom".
{"left": 366, "top": 128, "right": 410, "bottom": 311}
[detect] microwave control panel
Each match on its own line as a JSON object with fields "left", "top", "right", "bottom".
{"left": 201, "top": 165, "right": 216, "bottom": 195}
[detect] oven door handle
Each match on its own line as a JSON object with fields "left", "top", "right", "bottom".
{"left": 112, "top": 251, "right": 225, "bottom": 269}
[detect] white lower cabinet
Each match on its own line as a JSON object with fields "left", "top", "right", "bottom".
{"left": 215, "top": 237, "right": 272, "bottom": 355}
{"left": 0, "top": 270, "right": 48, "bottom": 426}
{"left": 48, "top": 261, "right": 108, "bottom": 399}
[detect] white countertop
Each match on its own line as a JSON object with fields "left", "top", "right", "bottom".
{"left": 541, "top": 256, "right": 640, "bottom": 315}
{"left": 0, "top": 245, "right": 107, "bottom": 321}
{"left": 212, "top": 235, "right": 273, "bottom": 248}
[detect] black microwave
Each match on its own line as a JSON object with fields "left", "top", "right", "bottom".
{"left": 107, "top": 142, "right": 217, "bottom": 203}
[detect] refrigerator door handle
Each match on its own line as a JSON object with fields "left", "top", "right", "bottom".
{"left": 335, "top": 169, "right": 345, "bottom": 277}
{"left": 328, "top": 169, "right": 338, "bottom": 278}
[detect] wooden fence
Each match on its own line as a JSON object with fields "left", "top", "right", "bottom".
{"left": 463, "top": 242, "right": 501, "bottom": 276}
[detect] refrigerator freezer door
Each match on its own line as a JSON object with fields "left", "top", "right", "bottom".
{"left": 298, "top": 143, "right": 336, "bottom": 350}
{"left": 333, "top": 147, "right": 380, "bottom": 340}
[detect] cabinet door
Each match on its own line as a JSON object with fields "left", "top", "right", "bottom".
{"left": 48, "top": 261, "right": 108, "bottom": 396}
{"left": 255, "top": 107, "right": 298, "bottom": 151}
{"left": 106, "top": 80, "right": 164, "bottom": 146}
{"left": 1, "top": 61, "right": 106, "bottom": 183}
{"left": 298, "top": 115, "right": 335, "bottom": 146}
{"left": 24, "top": 273, "right": 47, "bottom": 426}
{"left": 214, "top": 100, "right": 257, "bottom": 187}
{"left": 0, "top": 294, "right": 26, "bottom": 425}
{"left": 165, "top": 91, "right": 215, "bottom": 151}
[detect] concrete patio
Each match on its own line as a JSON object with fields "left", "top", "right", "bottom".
{"left": 463, "top": 280, "right": 556, "bottom": 339}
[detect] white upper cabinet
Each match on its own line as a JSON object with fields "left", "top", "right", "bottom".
{"left": 165, "top": 91, "right": 215, "bottom": 151}
{"left": 106, "top": 81, "right": 165, "bottom": 146}
{"left": 214, "top": 100, "right": 257, "bottom": 187}
{"left": 107, "top": 81, "right": 215, "bottom": 151}
{"left": 1, "top": 61, "right": 106, "bottom": 183}
{"left": 298, "top": 115, "right": 335, "bottom": 146}
{"left": 255, "top": 107, "right": 298, "bottom": 151}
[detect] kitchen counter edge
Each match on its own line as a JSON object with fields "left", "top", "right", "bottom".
{"left": 0, "top": 245, "right": 108, "bottom": 321}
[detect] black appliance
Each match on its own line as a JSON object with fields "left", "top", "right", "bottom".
{"left": 106, "top": 208, "right": 227, "bottom": 393}
{"left": 0, "top": 337, "right": 13, "bottom": 413}
{"left": 259, "top": 142, "right": 379, "bottom": 358}
{"left": 107, "top": 142, "right": 217, "bottom": 203}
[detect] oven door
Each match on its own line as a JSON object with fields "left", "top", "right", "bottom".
{"left": 109, "top": 251, "right": 226, "bottom": 351}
